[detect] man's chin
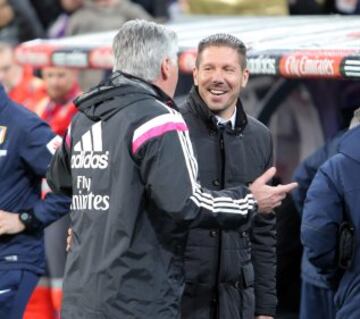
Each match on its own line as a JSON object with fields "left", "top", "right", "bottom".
{"left": 208, "top": 104, "right": 226, "bottom": 114}
{"left": 209, "top": 97, "right": 226, "bottom": 107}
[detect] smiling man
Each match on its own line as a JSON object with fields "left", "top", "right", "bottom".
{"left": 180, "top": 34, "right": 276, "bottom": 319}
{"left": 193, "top": 42, "right": 249, "bottom": 119}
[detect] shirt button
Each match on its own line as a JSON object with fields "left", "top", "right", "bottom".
{"left": 209, "top": 230, "right": 218, "bottom": 237}
{"left": 241, "top": 231, "right": 248, "bottom": 238}
{"left": 234, "top": 281, "right": 241, "bottom": 289}
{"left": 212, "top": 179, "right": 220, "bottom": 186}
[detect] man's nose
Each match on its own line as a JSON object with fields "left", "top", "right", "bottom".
{"left": 211, "top": 69, "right": 224, "bottom": 83}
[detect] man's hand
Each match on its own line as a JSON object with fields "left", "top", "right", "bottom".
{"left": 255, "top": 316, "right": 274, "bottom": 319}
{"left": 0, "top": 210, "right": 26, "bottom": 235}
{"left": 66, "top": 227, "right": 73, "bottom": 252}
{"left": 249, "top": 167, "right": 298, "bottom": 214}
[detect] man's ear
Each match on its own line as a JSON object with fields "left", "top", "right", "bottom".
{"left": 193, "top": 67, "right": 198, "bottom": 86}
{"left": 160, "top": 57, "right": 171, "bottom": 81}
{"left": 241, "top": 68, "right": 250, "bottom": 88}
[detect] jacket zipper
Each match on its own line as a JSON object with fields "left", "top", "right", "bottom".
{"left": 214, "top": 130, "right": 226, "bottom": 319}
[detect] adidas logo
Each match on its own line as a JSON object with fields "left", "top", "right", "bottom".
{"left": 71, "top": 121, "right": 109, "bottom": 170}
{"left": 74, "top": 121, "right": 103, "bottom": 152}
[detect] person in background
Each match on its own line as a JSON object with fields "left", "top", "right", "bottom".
{"left": 0, "top": 0, "right": 16, "bottom": 43}
{"left": 288, "top": 0, "right": 360, "bottom": 15}
{"left": 47, "top": 20, "right": 297, "bottom": 318}
{"left": 301, "top": 123, "right": 360, "bottom": 319}
{"left": 48, "top": 0, "right": 84, "bottom": 38}
{"left": 23, "top": 66, "right": 81, "bottom": 319}
{"left": 131, "top": 0, "right": 170, "bottom": 20}
{"left": 0, "top": 0, "right": 46, "bottom": 44}
{"left": 0, "top": 42, "right": 47, "bottom": 111}
{"left": 66, "top": 0, "right": 151, "bottom": 36}
{"left": 35, "top": 66, "right": 81, "bottom": 136}
{"left": 0, "top": 84, "right": 71, "bottom": 319}
{"left": 66, "top": 0, "right": 152, "bottom": 90}
{"left": 293, "top": 107, "right": 360, "bottom": 319}
{"left": 179, "top": 33, "right": 276, "bottom": 319}
{"left": 29, "top": 0, "right": 63, "bottom": 33}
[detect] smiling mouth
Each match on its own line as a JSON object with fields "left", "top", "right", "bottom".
{"left": 209, "top": 89, "right": 227, "bottom": 96}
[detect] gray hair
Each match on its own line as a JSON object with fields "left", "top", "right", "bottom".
{"left": 112, "top": 20, "right": 178, "bottom": 82}
{"left": 196, "top": 33, "right": 247, "bottom": 69}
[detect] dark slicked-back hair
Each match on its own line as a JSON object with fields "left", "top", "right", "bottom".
{"left": 195, "top": 33, "right": 247, "bottom": 69}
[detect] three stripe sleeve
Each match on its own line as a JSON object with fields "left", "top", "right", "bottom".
{"left": 133, "top": 104, "right": 256, "bottom": 225}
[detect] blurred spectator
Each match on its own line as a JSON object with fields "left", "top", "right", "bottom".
{"left": 0, "top": 0, "right": 13, "bottom": 27}
{"left": 61, "top": 0, "right": 84, "bottom": 13}
{"left": 10, "top": 0, "right": 46, "bottom": 40}
{"left": 168, "top": 0, "right": 186, "bottom": 20}
{"left": 0, "top": 42, "right": 47, "bottom": 110}
{"left": 0, "top": 0, "right": 46, "bottom": 43}
{"left": 65, "top": 0, "right": 152, "bottom": 90}
{"left": 29, "top": 0, "right": 63, "bottom": 31}
{"left": 0, "top": 0, "right": 16, "bottom": 43}
{"left": 131, "top": 0, "right": 170, "bottom": 20}
{"left": 48, "top": 0, "right": 84, "bottom": 38}
{"left": 66, "top": 0, "right": 152, "bottom": 35}
{"left": 36, "top": 67, "right": 81, "bottom": 136}
{"left": 288, "top": 0, "right": 360, "bottom": 14}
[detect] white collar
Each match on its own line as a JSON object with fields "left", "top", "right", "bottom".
{"left": 215, "top": 108, "right": 236, "bottom": 129}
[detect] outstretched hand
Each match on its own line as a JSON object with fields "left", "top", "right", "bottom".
{"left": 249, "top": 167, "right": 298, "bottom": 214}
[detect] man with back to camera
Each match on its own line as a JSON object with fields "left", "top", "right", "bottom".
{"left": 179, "top": 34, "right": 276, "bottom": 319}
{"left": 0, "top": 84, "right": 71, "bottom": 318}
{"left": 47, "top": 20, "right": 297, "bottom": 318}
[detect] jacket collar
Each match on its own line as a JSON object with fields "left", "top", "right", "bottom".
{"left": 111, "top": 71, "right": 176, "bottom": 108}
{"left": 74, "top": 71, "right": 178, "bottom": 121}
{"left": 185, "top": 86, "right": 248, "bottom": 134}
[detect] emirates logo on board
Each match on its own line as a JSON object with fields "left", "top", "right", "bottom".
{"left": 283, "top": 56, "right": 335, "bottom": 77}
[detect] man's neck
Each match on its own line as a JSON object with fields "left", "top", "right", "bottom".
{"left": 215, "top": 107, "right": 237, "bottom": 129}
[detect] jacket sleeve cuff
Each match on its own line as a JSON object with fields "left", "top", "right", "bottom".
{"left": 255, "top": 305, "right": 277, "bottom": 317}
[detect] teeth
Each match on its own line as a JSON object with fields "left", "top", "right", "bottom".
{"left": 210, "top": 90, "right": 225, "bottom": 95}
